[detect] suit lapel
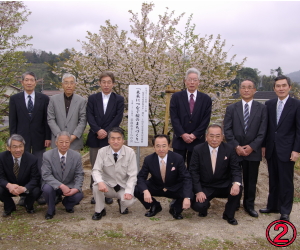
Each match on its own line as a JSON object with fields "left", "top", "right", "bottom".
{"left": 6, "top": 152, "right": 17, "bottom": 182}
{"left": 96, "top": 92, "right": 105, "bottom": 117}
{"left": 214, "top": 143, "right": 225, "bottom": 175}
{"left": 107, "top": 146, "right": 116, "bottom": 165}
{"left": 19, "top": 92, "right": 31, "bottom": 120}
{"left": 63, "top": 150, "right": 72, "bottom": 181}
{"left": 248, "top": 101, "right": 258, "bottom": 127}
{"left": 269, "top": 99, "right": 277, "bottom": 126}
{"left": 277, "top": 97, "right": 292, "bottom": 128}
{"left": 236, "top": 101, "right": 244, "bottom": 129}
{"left": 203, "top": 142, "right": 214, "bottom": 177}
{"left": 165, "top": 151, "right": 174, "bottom": 183}
{"left": 104, "top": 93, "right": 116, "bottom": 119}
{"left": 66, "top": 94, "right": 77, "bottom": 124}
{"left": 183, "top": 90, "right": 191, "bottom": 117}
{"left": 53, "top": 150, "right": 63, "bottom": 180}
{"left": 18, "top": 153, "right": 28, "bottom": 182}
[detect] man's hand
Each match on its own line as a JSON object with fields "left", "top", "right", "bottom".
{"left": 59, "top": 184, "right": 71, "bottom": 195}
{"left": 230, "top": 183, "right": 240, "bottom": 196}
{"left": 143, "top": 190, "right": 153, "bottom": 203}
{"left": 182, "top": 133, "right": 193, "bottom": 144}
{"left": 243, "top": 145, "right": 253, "bottom": 156}
{"left": 64, "top": 188, "right": 79, "bottom": 196}
{"left": 124, "top": 193, "right": 133, "bottom": 200}
{"left": 262, "top": 147, "right": 266, "bottom": 158}
{"left": 195, "top": 192, "right": 206, "bottom": 203}
{"left": 97, "top": 129, "right": 107, "bottom": 140}
{"left": 15, "top": 186, "right": 26, "bottom": 195}
{"left": 6, "top": 183, "right": 19, "bottom": 195}
{"left": 190, "top": 133, "right": 196, "bottom": 142}
{"left": 45, "top": 140, "right": 51, "bottom": 148}
{"left": 97, "top": 182, "right": 108, "bottom": 192}
{"left": 182, "top": 198, "right": 191, "bottom": 209}
{"left": 70, "top": 135, "right": 77, "bottom": 143}
{"left": 235, "top": 145, "right": 246, "bottom": 156}
{"left": 290, "top": 151, "right": 300, "bottom": 162}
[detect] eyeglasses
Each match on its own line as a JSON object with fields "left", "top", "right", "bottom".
{"left": 186, "top": 78, "right": 199, "bottom": 83}
{"left": 101, "top": 81, "right": 113, "bottom": 85}
{"left": 63, "top": 81, "right": 75, "bottom": 85}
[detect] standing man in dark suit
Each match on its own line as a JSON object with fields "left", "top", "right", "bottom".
{"left": 224, "top": 80, "right": 267, "bottom": 217}
{"left": 9, "top": 71, "right": 51, "bottom": 205}
{"left": 47, "top": 73, "right": 87, "bottom": 152}
{"left": 170, "top": 68, "right": 212, "bottom": 168}
{"left": 0, "top": 134, "right": 40, "bottom": 216}
{"left": 259, "top": 75, "right": 300, "bottom": 222}
{"left": 190, "top": 124, "right": 242, "bottom": 225}
{"left": 134, "top": 134, "right": 192, "bottom": 220}
{"left": 41, "top": 131, "right": 84, "bottom": 220}
{"left": 86, "top": 72, "right": 124, "bottom": 205}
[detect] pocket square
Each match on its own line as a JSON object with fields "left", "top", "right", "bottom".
{"left": 171, "top": 167, "right": 176, "bottom": 171}
{"left": 224, "top": 156, "right": 227, "bottom": 160}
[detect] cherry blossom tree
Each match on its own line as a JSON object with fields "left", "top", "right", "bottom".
{"left": 53, "top": 3, "right": 245, "bottom": 134}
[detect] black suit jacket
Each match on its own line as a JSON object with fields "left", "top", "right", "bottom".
{"left": 224, "top": 100, "right": 267, "bottom": 161}
{"left": 0, "top": 151, "right": 40, "bottom": 191}
{"left": 264, "top": 97, "right": 300, "bottom": 162}
{"left": 86, "top": 92, "right": 124, "bottom": 148}
{"left": 9, "top": 91, "right": 51, "bottom": 151}
{"left": 189, "top": 142, "right": 242, "bottom": 194}
{"left": 170, "top": 90, "right": 212, "bottom": 151}
{"left": 137, "top": 151, "right": 193, "bottom": 198}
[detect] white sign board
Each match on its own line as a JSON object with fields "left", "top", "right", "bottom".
{"left": 128, "top": 85, "right": 149, "bottom": 146}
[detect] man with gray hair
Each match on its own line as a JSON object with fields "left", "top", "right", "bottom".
{"left": 170, "top": 68, "right": 212, "bottom": 168}
{"left": 41, "top": 131, "right": 84, "bottom": 220}
{"left": 47, "top": 73, "right": 87, "bottom": 152}
{"left": 0, "top": 134, "right": 40, "bottom": 216}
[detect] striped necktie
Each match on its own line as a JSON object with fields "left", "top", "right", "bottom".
{"left": 277, "top": 100, "right": 283, "bottom": 124}
{"left": 13, "top": 158, "right": 19, "bottom": 178}
{"left": 244, "top": 103, "right": 249, "bottom": 133}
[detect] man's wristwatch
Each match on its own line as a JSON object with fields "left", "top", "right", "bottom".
{"left": 233, "top": 182, "right": 241, "bottom": 186}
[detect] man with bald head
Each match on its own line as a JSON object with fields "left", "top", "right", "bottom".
{"left": 224, "top": 80, "right": 267, "bottom": 218}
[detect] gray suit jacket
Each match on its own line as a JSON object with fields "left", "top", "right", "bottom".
{"left": 92, "top": 145, "right": 137, "bottom": 195}
{"left": 47, "top": 93, "right": 87, "bottom": 150}
{"left": 223, "top": 100, "right": 267, "bottom": 161}
{"left": 41, "top": 149, "right": 84, "bottom": 191}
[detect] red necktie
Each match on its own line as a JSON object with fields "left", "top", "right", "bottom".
{"left": 190, "top": 94, "right": 195, "bottom": 114}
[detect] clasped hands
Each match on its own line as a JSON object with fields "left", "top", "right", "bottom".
{"left": 181, "top": 133, "right": 196, "bottom": 144}
{"left": 236, "top": 145, "right": 253, "bottom": 156}
{"left": 143, "top": 189, "right": 190, "bottom": 209}
{"left": 59, "top": 184, "right": 78, "bottom": 196}
{"left": 97, "top": 129, "right": 107, "bottom": 140}
{"left": 97, "top": 182, "right": 132, "bottom": 200}
{"left": 6, "top": 183, "right": 26, "bottom": 196}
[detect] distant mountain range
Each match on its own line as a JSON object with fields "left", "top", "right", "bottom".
{"left": 287, "top": 70, "right": 300, "bottom": 83}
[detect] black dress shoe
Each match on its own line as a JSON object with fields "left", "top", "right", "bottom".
{"left": 66, "top": 208, "right": 74, "bottom": 213}
{"left": 18, "top": 196, "right": 25, "bottom": 206}
{"left": 222, "top": 214, "right": 238, "bottom": 225}
{"left": 105, "top": 197, "right": 113, "bottom": 204}
{"left": 117, "top": 199, "right": 128, "bottom": 214}
{"left": 45, "top": 212, "right": 55, "bottom": 220}
{"left": 198, "top": 212, "right": 207, "bottom": 217}
{"left": 145, "top": 203, "right": 162, "bottom": 217}
{"left": 169, "top": 207, "right": 183, "bottom": 220}
{"left": 25, "top": 206, "right": 35, "bottom": 214}
{"left": 280, "top": 214, "right": 290, "bottom": 221}
{"left": 91, "top": 197, "right": 96, "bottom": 204}
{"left": 2, "top": 208, "right": 16, "bottom": 217}
{"left": 245, "top": 208, "right": 258, "bottom": 218}
{"left": 92, "top": 209, "right": 106, "bottom": 220}
{"left": 259, "top": 208, "right": 280, "bottom": 213}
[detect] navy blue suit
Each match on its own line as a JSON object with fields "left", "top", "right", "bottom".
{"left": 86, "top": 92, "right": 124, "bottom": 148}
{"left": 0, "top": 151, "right": 40, "bottom": 211}
{"left": 264, "top": 97, "right": 300, "bottom": 214}
{"left": 170, "top": 90, "right": 212, "bottom": 167}
{"left": 135, "top": 151, "right": 193, "bottom": 213}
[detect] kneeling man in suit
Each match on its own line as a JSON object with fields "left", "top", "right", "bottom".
{"left": 92, "top": 127, "right": 137, "bottom": 220}
{"left": 41, "top": 131, "right": 84, "bottom": 220}
{"left": 189, "top": 124, "right": 242, "bottom": 225}
{"left": 0, "top": 134, "right": 40, "bottom": 216}
{"left": 134, "top": 134, "right": 192, "bottom": 220}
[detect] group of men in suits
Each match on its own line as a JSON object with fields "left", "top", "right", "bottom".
{"left": 1, "top": 68, "right": 298, "bottom": 224}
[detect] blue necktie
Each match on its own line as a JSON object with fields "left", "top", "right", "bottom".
{"left": 277, "top": 101, "right": 283, "bottom": 124}
{"left": 244, "top": 103, "right": 249, "bottom": 133}
{"left": 28, "top": 95, "right": 33, "bottom": 117}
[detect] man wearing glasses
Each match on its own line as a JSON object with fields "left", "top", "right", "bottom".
{"left": 170, "top": 68, "right": 212, "bottom": 168}
{"left": 47, "top": 73, "right": 87, "bottom": 152}
{"left": 86, "top": 72, "right": 124, "bottom": 205}
{"left": 224, "top": 80, "right": 267, "bottom": 218}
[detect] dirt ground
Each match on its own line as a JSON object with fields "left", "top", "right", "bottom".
{"left": 0, "top": 147, "right": 300, "bottom": 250}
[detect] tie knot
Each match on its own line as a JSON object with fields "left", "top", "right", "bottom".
{"left": 190, "top": 94, "right": 194, "bottom": 98}
{"left": 160, "top": 159, "right": 165, "bottom": 164}
{"left": 28, "top": 95, "right": 31, "bottom": 99}
{"left": 14, "top": 158, "right": 19, "bottom": 164}
{"left": 61, "top": 156, "right": 65, "bottom": 161}
{"left": 212, "top": 148, "right": 216, "bottom": 153}
{"left": 245, "top": 103, "right": 248, "bottom": 107}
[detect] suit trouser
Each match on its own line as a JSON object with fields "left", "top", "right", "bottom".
{"left": 173, "top": 149, "right": 192, "bottom": 169}
{"left": 89, "top": 147, "right": 101, "bottom": 189}
{"left": 240, "top": 160, "right": 260, "bottom": 210}
{"left": 134, "top": 183, "right": 185, "bottom": 213}
{"left": 93, "top": 184, "right": 136, "bottom": 213}
{"left": 267, "top": 149, "right": 294, "bottom": 215}
{"left": 42, "top": 184, "right": 83, "bottom": 215}
{"left": 0, "top": 186, "right": 40, "bottom": 211}
{"left": 191, "top": 185, "right": 242, "bottom": 219}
